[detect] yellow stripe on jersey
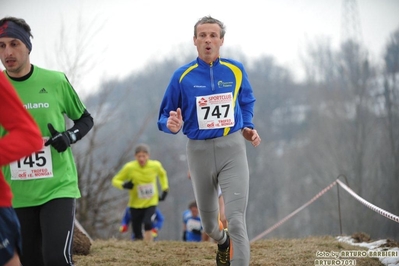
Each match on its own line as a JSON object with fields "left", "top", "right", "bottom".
{"left": 220, "top": 60, "right": 242, "bottom": 136}
{"left": 179, "top": 64, "right": 198, "bottom": 83}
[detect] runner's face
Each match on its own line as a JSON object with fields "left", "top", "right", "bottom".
{"left": 194, "top": 23, "right": 224, "bottom": 64}
{"left": 0, "top": 37, "right": 30, "bottom": 78}
{"left": 135, "top": 151, "right": 149, "bottom": 167}
{"left": 190, "top": 207, "right": 199, "bottom": 217}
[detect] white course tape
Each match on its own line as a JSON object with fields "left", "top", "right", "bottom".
{"left": 250, "top": 180, "right": 338, "bottom": 243}
{"left": 250, "top": 178, "right": 399, "bottom": 243}
{"left": 336, "top": 179, "right": 399, "bottom": 223}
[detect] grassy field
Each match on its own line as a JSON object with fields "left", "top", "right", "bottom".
{"left": 73, "top": 236, "right": 386, "bottom": 265}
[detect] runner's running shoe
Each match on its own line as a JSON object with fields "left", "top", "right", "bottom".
{"left": 216, "top": 229, "right": 230, "bottom": 266}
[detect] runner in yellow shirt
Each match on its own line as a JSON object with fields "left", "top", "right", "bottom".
{"left": 112, "top": 144, "right": 169, "bottom": 241}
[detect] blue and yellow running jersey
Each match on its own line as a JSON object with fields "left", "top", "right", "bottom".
{"left": 158, "top": 57, "right": 256, "bottom": 140}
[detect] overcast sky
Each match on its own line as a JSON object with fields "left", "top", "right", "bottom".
{"left": 1, "top": 0, "right": 399, "bottom": 93}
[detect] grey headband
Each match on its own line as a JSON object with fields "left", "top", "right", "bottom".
{"left": 0, "top": 20, "right": 32, "bottom": 52}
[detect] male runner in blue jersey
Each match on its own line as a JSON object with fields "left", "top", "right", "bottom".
{"left": 158, "top": 16, "right": 261, "bottom": 266}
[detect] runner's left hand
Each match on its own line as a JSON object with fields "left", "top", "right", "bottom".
{"left": 242, "top": 127, "right": 261, "bottom": 147}
{"left": 159, "top": 191, "right": 168, "bottom": 201}
{"left": 44, "top": 123, "right": 71, "bottom": 152}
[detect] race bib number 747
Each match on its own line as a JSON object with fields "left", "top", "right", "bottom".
{"left": 196, "top": 92, "right": 235, "bottom": 129}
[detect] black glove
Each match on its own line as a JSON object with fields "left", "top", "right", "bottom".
{"left": 182, "top": 231, "right": 187, "bottom": 241}
{"left": 44, "top": 123, "right": 72, "bottom": 153}
{"left": 159, "top": 190, "right": 168, "bottom": 201}
{"left": 122, "top": 181, "right": 134, "bottom": 189}
{"left": 192, "top": 229, "right": 202, "bottom": 235}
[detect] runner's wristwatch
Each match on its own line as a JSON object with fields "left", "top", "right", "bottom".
{"left": 67, "top": 130, "right": 77, "bottom": 144}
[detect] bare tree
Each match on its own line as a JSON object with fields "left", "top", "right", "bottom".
{"left": 338, "top": 40, "right": 376, "bottom": 196}
{"left": 46, "top": 14, "right": 106, "bottom": 93}
{"left": 381, "top": 28, "right": 399, "bottom": 221}
{"left": 48, "top": 15, "right": 155, "bottom": 239}
{"left": 73, "top": 81, "right": 157, "bottom": 238}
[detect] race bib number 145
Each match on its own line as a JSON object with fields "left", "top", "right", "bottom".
{"left": 10, "top": 138, "right": 54, "bottom": 180}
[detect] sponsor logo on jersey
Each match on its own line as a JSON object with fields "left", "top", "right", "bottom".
{"left": 217, "top": 81, "right": 233, "bottom": 88}
{"left": 24, "top": 102, "right": 50, "bottom": 109}
{"left": 39, "top": 88, "right": 48, "bottom": 93}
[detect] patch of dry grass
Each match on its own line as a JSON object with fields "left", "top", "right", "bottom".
{"left": 74, "top": 236, "right": 384, "bottom": 265}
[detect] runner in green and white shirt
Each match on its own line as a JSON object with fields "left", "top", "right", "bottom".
{"left": 0, "top": 16, "right": 94, "bottom": 266}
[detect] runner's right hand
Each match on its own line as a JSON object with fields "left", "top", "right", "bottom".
{"left": 122, "top": 181, "right": 134, "bottom": 189}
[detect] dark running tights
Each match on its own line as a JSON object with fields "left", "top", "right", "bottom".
{"left": 15, "top": 198, "right": 75, "bottom": 266}
{"left": 130, "top": 206, "right": 156, "bottom": 240}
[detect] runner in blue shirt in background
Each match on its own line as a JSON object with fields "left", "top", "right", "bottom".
{"left": 119, "top": 206, "right": 164, "bottom": 240}
{"left": 182, "top": 201, "right": 203, "bottom": 242}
